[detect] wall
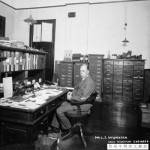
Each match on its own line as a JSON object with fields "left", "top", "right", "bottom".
{"left": 0, "top": 1, "right": 15, "bottom": 40}
{"left": 0, "top": 0, "right": 150, "bottom": 68}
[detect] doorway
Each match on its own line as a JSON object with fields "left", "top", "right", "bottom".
{"left": 30, "top": 19, "right": 56, "bottom": 82}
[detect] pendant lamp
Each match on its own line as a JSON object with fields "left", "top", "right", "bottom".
{"left": 122, "top": 23, "right": 129, "bottom": 45}
{"left": 24, "top": 14, "right": 37, "bottom": 25}
{"left": 122, "top": 3, "right": 129, "bottom": 48}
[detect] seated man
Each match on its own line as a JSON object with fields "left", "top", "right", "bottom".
{"left": 49, "top": 64, "right": 95, "bottom": 135}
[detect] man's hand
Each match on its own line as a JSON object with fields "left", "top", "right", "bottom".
{"left": 67, "top": 91, "right": 72, "bottom": 100}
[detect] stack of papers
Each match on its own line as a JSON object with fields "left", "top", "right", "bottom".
{"left": 0, "top": 88, "right": 63, "bottom": 110}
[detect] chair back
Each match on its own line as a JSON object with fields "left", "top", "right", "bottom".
{"left": 85, "top": 91, "right": 97, "bottom": 105}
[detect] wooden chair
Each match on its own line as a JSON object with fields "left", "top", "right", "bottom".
{"left": 62, "top": 91, "right": 97, "bottom": 148}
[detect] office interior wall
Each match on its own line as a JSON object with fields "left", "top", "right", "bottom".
{"left": 0, "top": 0, "right": 150, "bottom": 68}
{"left": 0, "top": 2, "right": 15, "bottom": 40}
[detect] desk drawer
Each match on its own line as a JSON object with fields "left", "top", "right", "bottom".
{"left": 34, "top": 107, "right": 47, "bottom": 120}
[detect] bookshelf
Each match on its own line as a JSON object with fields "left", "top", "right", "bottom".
{"left": 0, "top": 45, "right": 47, "bottom": 84}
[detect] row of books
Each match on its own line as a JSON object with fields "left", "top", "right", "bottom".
{"left": 0, "top": 51, "right": 45, "bottom": 72}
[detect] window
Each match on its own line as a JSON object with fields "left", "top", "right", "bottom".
{"left": 0, "top": 15, "right": 5, "bottom": 37}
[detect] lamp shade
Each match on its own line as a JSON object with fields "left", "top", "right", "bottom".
{"left": 24, "top": 15, "right": 37, "bottom": 24}
{"left": 122, "top": 38, "right": 129, "bottom": 43}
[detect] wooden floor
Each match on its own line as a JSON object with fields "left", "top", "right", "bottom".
{"left": 1, "top": 100, "right": 150, "bottom": 150}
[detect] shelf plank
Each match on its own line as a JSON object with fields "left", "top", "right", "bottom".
{"left": 0, "top": 45, "right": 47, "bottom": 55}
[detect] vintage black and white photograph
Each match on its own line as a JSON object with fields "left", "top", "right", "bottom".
{"left": 0, "top": 0, "right": 150, "bottom": 150}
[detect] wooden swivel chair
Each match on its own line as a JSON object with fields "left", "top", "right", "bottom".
{"left": 62, "top": 91, "right": 97, "bottom": 148}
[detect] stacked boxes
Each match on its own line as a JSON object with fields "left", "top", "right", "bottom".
{"left": 88, "top": 54, "right": 104, "bottom": 96}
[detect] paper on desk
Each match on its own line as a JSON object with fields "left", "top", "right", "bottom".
{"left": 3, "top": 77, "right": 13, "bottom": 98}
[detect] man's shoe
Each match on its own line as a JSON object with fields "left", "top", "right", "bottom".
{"left": 48, "top": 127, "right": 60, "bottom": 133}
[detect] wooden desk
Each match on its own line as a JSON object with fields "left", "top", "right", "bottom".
{"left": 0, "top": 87, "right": 68, "bottom": 146}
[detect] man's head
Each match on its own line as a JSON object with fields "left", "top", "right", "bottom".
{"left": 80, "top": 64, "right": 89, "bottom": 79}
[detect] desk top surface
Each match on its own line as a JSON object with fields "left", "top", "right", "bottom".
{"left": 0, "top": 86, "right": 68, "bottom": 111}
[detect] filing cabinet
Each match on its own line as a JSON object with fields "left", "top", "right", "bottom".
{"left": 59, "top": 62, "right": 73, "bottom": 87}
{"left": 103, "top": 59, "right": 145, "bottom": 102}
{"left": 88, "top": 54, "right": 104, "bottom": 96}
{"left": 144, "top": 69, "right": 150, "bottom": 102}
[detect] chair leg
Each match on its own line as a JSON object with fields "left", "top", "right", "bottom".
{"left": 62, "top": 124, "right": 78, "bottom": 141}
{"left": 79, "top": 124, "right": 87, "bottom": 148}
{"left": 82, "top": 127, "right": 94, "bottom": 136}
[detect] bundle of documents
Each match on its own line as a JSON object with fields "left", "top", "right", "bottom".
{"left": 0, "top": 88, "right": 63, "bottom": 110}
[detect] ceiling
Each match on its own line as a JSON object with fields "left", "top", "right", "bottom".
{"left": 0, "top": 0, "right": 144, "bottom": 9}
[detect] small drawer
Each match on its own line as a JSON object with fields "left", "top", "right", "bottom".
{"left": 133, "top": 93, "right": 143, "bottom": 99}
{"left": 123, "top": 79, "right": 132, "bottom": 83}
{"left": 114, "top": 65, "right": 123, "bottom": 70}
{"left": 134, "top": 70, "right": 144, "bottom": 76}
{"left": 133, "top": 88, "right": 143, "bottom": 94}
{"left": 123, "top": 91, "right": 132, "bottom": 96}
{"left": 133, "top": 79, "right": 144, "bottom": 85}
{"left": 89, "top": 59, "right": 103, "bottom": 63}
{"left": 123, "top": 87, "right": 133, "bottom": 92}
{"left": 113, "top": 86, "right": 122, "bottom": 91}
{"left": 113, "top": 95, "right": 122, "bottom": 100}
{"left": 134, "top": 61, "right": 145, "bottom": 66}
{"left": 114, "top": 61, "right": 123, "bottom": 65}
{"left": 104, "top": 60, "right": 113, "bottom": 65}
{"left": 114, "top": 70, "right": 123, "bottom": 76}
{"left": 89, "top": 67, "right": 102, "bottom": 72}
{"left": 124, "top": 61, "right": 133, "bottom": 65}
{"left": 94, "top": 79, "right": 101, "bottom": 82}
{"left": 104, "top": 86, "right": 112, "bottom": 91}
{"left": 66, "top": 84, "right": 72, "bottom": 87}
{"left": 104, "top": 77, "right": 113, "bottom": 82}
{"left": 104, "top": 90, "right": 113, "bottom": 95}
{"left": 104, "top": 69, "right": 113, "bottom": 74}
{"left": 124, "top": 65, "right": 133, "bottom": 70}
{"left": 113, "top": 77, "right": 122, "bottom": 83}
{"left": 122, "top": 96, "right": 132, "bottom": 101}
{"left": 104, "top": 73, "right": 113, "bottom": 78}
{"left": 88, "top": 55, "right": 104, "bottom": 60}
{"left": 66, "top": 81, "right": 72, "bottom": 84}
{"left": 134, "top": 65, "right": 144, "bottom": 70}
{"left": 104, "top": 64, "right": 113, "bottom": 70}
{"left": 103, "top": 95, "right": 112, "bottom": 100}
{"left": 123, "top": 72, "right": 133, "bottom": 78}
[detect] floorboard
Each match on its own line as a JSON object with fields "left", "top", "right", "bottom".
{"left": 1, "top": 101, "right": 150, "bottom": 150}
